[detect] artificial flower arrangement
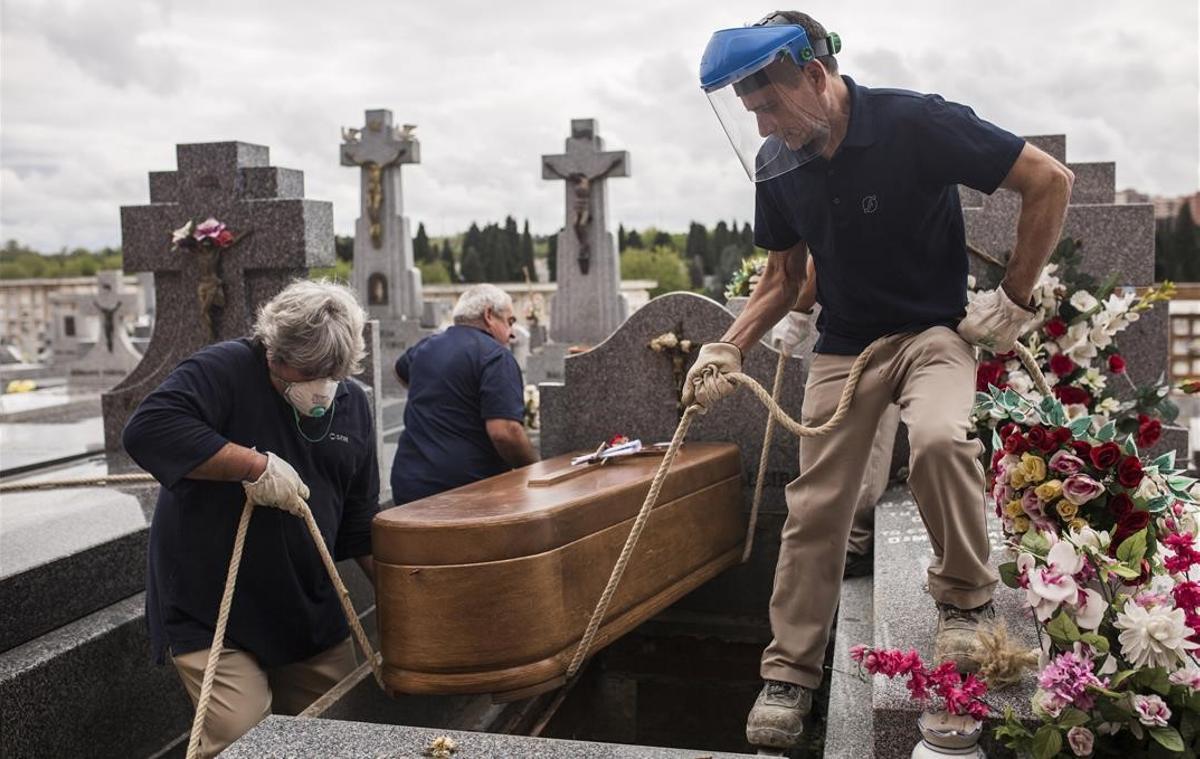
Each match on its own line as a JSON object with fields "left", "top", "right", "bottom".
{"left": 724, "top": 253, "right": 769, "bottom": 300}
{"left": 171, "top": 217, "right": 241, "bottom": 251}
{"left": 171, "top": 217, "right": 246, "bottom": 338}
{"left": 971, "top": 238, "right": 1176, "bottom": 453}
{"left": 985, "top": 389, "right": 1199, "bottom": 756}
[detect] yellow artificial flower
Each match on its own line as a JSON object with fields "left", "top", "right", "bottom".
{"left": 1055, "top": 500, "right": 1079, "bottom": 520}
{"left": 1018, "top": 452, "right": 1047, "bottom": 484}
{"left": 1035, "top": 479, "right": 1063, "bottom": 502}
{"left": 1004, "top": 500, "right": 1025, "bottom": 518}
{"left": 1068, "top": 517, "right": 1090, "bottom": 532}
{"left": 1012, "top": 516, "right": 1031, "bottom": 533}
{"left": 1010, "top": 470, "right": 1028, "bottom": 489}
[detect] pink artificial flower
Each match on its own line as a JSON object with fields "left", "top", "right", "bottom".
{"left": 193, "top": 217, "right": 226, "bottom": 240}
{"left": 1062, "top": 474, "right": 1105, "bottom": 506}
{"left": 1133, "top": 694, "right": 1171, "bottom": 727}
{"left": 1037, "top": 650, "right": 1107, "bottom": 711}
{"left": 849, "top": 644, "right": 869, "bottom": 663}
{"left": 1067, "top": 726, "right": 1094, "bottom": 756}
{"left": 1049, "top": 450, "right": 1086, "bottom": 476}
{"left": 1164, "top": 532, "right": 1200, "bottom": 575}
{"left": 1169, "top": 667, "right": 1200, "bottom": 690}
{"left": 1021, "top": 489, "right": 1046, "bottom": 518}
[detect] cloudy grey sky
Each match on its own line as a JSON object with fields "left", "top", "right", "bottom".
{"left": 1, "top": 0, "right": 1197, "bottom": 251}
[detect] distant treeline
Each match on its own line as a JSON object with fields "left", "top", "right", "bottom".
{"left": 1156, "top": 203, "right": 1200, "bottom": 282}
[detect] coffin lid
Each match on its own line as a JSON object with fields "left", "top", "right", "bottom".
{"left": 373, "top": 442, "right": 742, "bottom": 565}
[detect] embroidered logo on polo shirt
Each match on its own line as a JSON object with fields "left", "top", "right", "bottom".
{"left": 328, "top": 432, "right": 350, "bottom": 443}
{"left": 862, "top": 195, "right": 879, "bottom": 214}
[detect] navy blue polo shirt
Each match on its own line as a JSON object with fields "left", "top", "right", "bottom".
{"left": 755, "top": 76, "right": 1025, "bottom": 355}
{"left": 123, "top": 338, "right": 380, "bottom": 668}
{"left": 390, "top": 325, "right": 525, "bottom": 505}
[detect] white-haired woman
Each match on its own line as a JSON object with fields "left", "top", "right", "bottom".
{"left": 391, "top": 283, "right": 537, "bottom": 505}
{"left": 124, "top": 279, "right": 379, "bottom": 757}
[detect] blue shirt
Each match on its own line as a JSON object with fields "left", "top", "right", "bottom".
{"left": 754, "top": 76, "right": 1025, "bottom": 355}
{"left": 123, "top": 338, "right": 379, "bottom": 667}
{"left": 391, "top": 325, "right": 525, "bottom": 504}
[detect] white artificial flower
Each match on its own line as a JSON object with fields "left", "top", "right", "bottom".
{"left": 1018, "top": 541, "right": 1083, "bottom": 621}
{"left": 1068, "top": 526, "right": 1110, "bottom": 553}
{"left": 967, "top": 274, "right": 977, "bottom": 290}
{"left": 1070, "top": 290, "right": 1099, "bottom": 313}
{"left": 1169, "top": 667, "right": 1200, "bottom": 690}
{"left": 1063, "top": 322, "right": 1099, "bottom": 364}
{"left": 1089, "top": 323, "right": 1114, "bottom": 350}
{"left": 171, "top": 220, "right": 194, "bottom": 244}
{"left": 1134, "top": 473, "right": 1165, "bottom": 500}
{"left": 1095, "top": 397, "right": 1121, "bottom": 415}
{"left": 1114, "top": 601, "right": 1200, "bottom": 669}
{"left": 1065, "top": 403, "right": 1090, "bottom": 421}
{"left": 1081, "top": 368, "right": 1108, "bottom": 393}
{"left": 1008, "top": 371, "right": 1033, "bottom": 396}
{"left": 1074, "top": 587, "right": 1107, "bottom": 630}
{"left": 1104, "top": 290, "right": 1136, "bottom": 316}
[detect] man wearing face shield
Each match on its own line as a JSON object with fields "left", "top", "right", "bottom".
{"left": 123, "top": 279, "right": 380, "bottom": 757}
{"left": 688, "top": 11, "right": 1074, "bottom": 750}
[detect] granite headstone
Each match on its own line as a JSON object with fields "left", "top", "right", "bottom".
{"left": 102, "top": 141, "right": 334, "bottom": 452}
{"left": 66, "top": 270, "right": 143, "bottom": 391}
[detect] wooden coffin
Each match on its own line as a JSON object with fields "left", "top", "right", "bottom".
{"left": 372, "top": 442, "right": 745, "bottom": 699}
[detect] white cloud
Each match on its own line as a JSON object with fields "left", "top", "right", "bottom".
{"left": 1, "top": 0, "right": 1196, "bottom": 250}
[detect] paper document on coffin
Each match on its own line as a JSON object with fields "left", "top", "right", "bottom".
{"left": 372, "top": 442, "right": 745, "bottom": 699}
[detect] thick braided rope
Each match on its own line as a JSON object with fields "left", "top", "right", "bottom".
{"left": 743, "top": 343, "right": 788, "bottom": 563}
{"left": 0, "top": 473, "right": 157, "bottom": 493}
{"left": 297, "top": 505, "right": 383, "bottom": 688}
{"left": 1014, "top": 341, "right": 1053, "bottom": 397}
{"left": 186, "top": 497, "right": 382, "bottom": 758}
{"left": 186, "top": 499, "right": 254, "bottom": 759}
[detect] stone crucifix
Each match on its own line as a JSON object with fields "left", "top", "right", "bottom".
{"left": 341, "top": 109, "right": 423, "bottom": 321}
{"left": 541, "top": 119, "right": 631, "bottom": 345}
{"left": 542, "top": 119, "right": 629, "bottom": 276}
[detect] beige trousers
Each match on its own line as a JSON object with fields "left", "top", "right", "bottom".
{"left": 761, "top": 327, "right": 996, "bottom": 689}
{"left": 173, "top": 638, "right": 356, "bottom": 758}
{"left": 846, "top": 403, "right": 901, "bottom": 556}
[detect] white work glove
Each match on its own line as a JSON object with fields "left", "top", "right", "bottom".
{"left": 681, "top": 342, "right": 742, "bottom": 412}
{"left": 778, "top": 311, "right": 812, "bottom": 356}
{"left": 956, "top": 286, "right": 1037, "bottom": 353}
{"left": 242, "top": 451, "right": 310, "bottom": 516}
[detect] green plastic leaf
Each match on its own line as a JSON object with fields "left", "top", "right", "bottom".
{"left": 1001, "top": 388, "right": 1020, "bottom": 409}
{"left": 992, "top": 428, "right": 1003, "bottom": 453}
{"left": 1152, "top": 450, "right": 1177, "bottom": 471}
{"left": 1121, "top": 435, "right": 1138, "bottom": 457}
{"left": 1021, "top": 530, "right": 1051, "bottom": 556}
{"left": 1168, "top": 475, "right": 1199, "bottom": 493}
{"left": 1149, "top": 726, "right": 1184, "bottom": 752}
{"left": 999, "top": 561, "right": 1021, "bottom": 589}
{"left": 1047, "top": 610, "right": 1081, "bottom": 643}
{"left": 1057, "top": 707, "right": 1089, "bottom": 728}
{"left": 1079, "top": 632, "right": 1110, "bottom": 653}
{"left": 1032, "top": 725, "right": 1062, "bottom": 759}
{"left": 1095, "top": 420, "right": 1117, "bottom": 441}
{"left": 1110, "top": 563, "right": 1141, "bottom": 579}
{"left": 1068, "top": 416, "right": 1093, "bottom": 437}
{"left": 1145, "top": 495, "right": 1172, "bottom": 514}
{"left": 1116, "top": 528, "right": 1148, "bottom": 565}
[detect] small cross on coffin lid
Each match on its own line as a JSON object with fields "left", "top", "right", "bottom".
{"left": 371, "top": 442, "right": 744, "bottom": 700}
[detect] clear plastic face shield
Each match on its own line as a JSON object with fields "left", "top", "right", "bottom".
{"left": 700, "top": 24, "right": 841, "bottom": 182}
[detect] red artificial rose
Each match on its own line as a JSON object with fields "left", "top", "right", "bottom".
{"left": 1052, "top": 427, "right": 1073, "bottom": 446}
{"left": 1049, "top": 353, "right": 1077, "bottom": 377}
{"left": 976, "top": 360, "right": 1005, "bottom": 392}
{"left": 1136, "top": 415, "right": 1162, "bottom": 448}
{"left": 1089, "top": 441, "right": 1122, "bottom": 470}
{"left": 1107, "top": 493, "right": 1134, "bottom": 518}
{"left": 1120, "top": 509, "right": 1151, "bottom": 532}
{"left": 1003, "top": 434, "right": 1029, "bottom": 455}
{"left": 1107, "top": 354, "right": 1126, "bottom": 374}
{"left": 1118, "top": 455, "right": 1144, "bottom": 488}
{"left": 1053, "top": 385, "right": 1093, "bottom": 406}
{"left": 215, "top": 228, "right": 235, "bottom": 248}
{"left": 1044, "top": 318, "right": 1068, "bottom": 338}
{"left": 999, "top": 422, "right": 1022, "bottom": 441}
{"left": 1071, "top": 441, "right": 1093, "bottom": 459}
{"left": 1026, "top": 426, "right": 1050, "bottom": 450}
{"left": 1182, "top": 380, "right": 1200, "bottom": 395}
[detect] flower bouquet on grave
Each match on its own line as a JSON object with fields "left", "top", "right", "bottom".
{"left": 724, "top": 253, "right": 769, "bottom": 300}
{"left": 981, "top": 389, "right": 1200, "bottom": 757}
{"left": 970, "top": 237, "right": 1177, "bottom": 457}
{"left": 171, "top": 217, "right": 249, "bottom": 340}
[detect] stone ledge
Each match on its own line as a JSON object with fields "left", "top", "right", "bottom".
{"left": 823, "top": 574, "right": 874, "bottom": 758}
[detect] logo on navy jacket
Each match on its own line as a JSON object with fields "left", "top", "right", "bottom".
{"left": 862, "top": 195, "right": 879, "bottom": 214}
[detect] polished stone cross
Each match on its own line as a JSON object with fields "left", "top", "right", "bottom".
{"left": 103, "top": 141, "right": 333, "bottom": 452}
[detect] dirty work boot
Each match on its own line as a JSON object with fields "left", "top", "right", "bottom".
{"left": 746, "top": 680, "right": 811, "bottom": 750}
{"left": 933, "top": 601, "right": 995, "bottom": 672}
{"left": 842, "top": 548, "right": 873, "bottom": 578}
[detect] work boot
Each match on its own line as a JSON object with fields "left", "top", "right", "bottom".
{"left": 933, "top": 600, "right": 995, "bottom": 673}
{"left": 746, "top": 680, "right": 810, "bottom": 750}
{"left": 842, "top": 549, "right": 873, "bottom": 578}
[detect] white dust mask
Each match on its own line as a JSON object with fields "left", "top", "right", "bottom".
{"left": 283, "top": 377, "right": 338, "bottom": 418}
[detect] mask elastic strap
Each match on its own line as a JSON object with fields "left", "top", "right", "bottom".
{"left": 293, "top": 399, "right": 337, "bottom": 443}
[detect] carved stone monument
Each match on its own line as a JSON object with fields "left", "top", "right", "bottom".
{"left": 542, "top": 119, "right": 630, "bottom": 345}
{"left": 66, "top": 270, "right": 143, "bottom": 390}
{"left": 341, "top": 109, "right": 423, "bottom": 322}
{"left": 103, "top": 141, "right": 334, "bottom": 452}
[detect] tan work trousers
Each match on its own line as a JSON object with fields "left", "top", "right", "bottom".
{"left": 761, "top": 327, "right": 996, "bottom": 689}
{"left": 845, "top": 403, "right": 901, "bottom": 556}
{"left": 173, "top": 638, "right": 356, "bottom": 758}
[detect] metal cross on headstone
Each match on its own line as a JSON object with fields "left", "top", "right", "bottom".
{"left": 82, "top": 270, "right": 140, "bottom": 354}
{"left": 102, "top": 141, "right": 333, "bottom": 452}
{"left": 341, "top": 109, "right": 424, "bottom": 321}
{"left": 541, "top": 119, "right": 631, "bottom": 345}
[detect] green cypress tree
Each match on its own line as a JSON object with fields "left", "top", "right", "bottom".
{"left": 521, "top": 220, "right": 537, "bottom": 282}
{"left": 461, "top": 246, "right": 485, "bottom": 283}
{"left": 1170, "top": 202, "right": 1200, "bottom": 281}
{"left": 618, "top": 223, "right": 626, "bottom": 252}
{"left": 626, "top": 228, "right": 644, "bottom": 250}
{"left": 413, "top": 222, "right": 432, "bottom": 263}
{"left": 547, "top": 232, "right": 558, "bottom": 282}
{"left": 440, "top": 239, "right": 456, "bottom": 281}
